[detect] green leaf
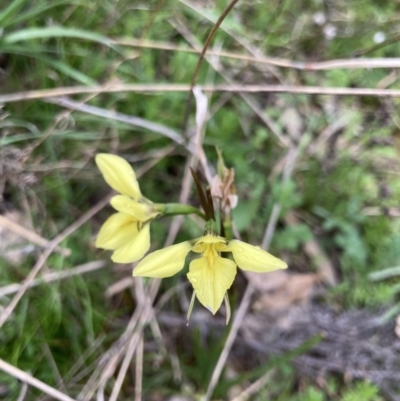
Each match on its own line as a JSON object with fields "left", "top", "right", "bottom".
{"left": 46, "top": 59, "right": 97, "bottom": 86}
{"left": 0, "top": 0, "right": 78, "bottom": 28}
{"left": 274, "top": 224, "right": 314, "bottom": 252}
{"left": 3, "top": 26, "right": 118, "bottom": 52}
{"left": 369, "top": 265, "right": 400, "bottom": 281}
{"left": 0, "top": 0, "right": 26, "bottom": 26}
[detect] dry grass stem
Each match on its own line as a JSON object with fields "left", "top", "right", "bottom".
{"left": 261, "top": 204, "right": 282, "bottom": 251}
{"left": 27, "top": 80, "right": 120, "bottom": 161}
{"left": 105, "top": 277, "right": 135, "bottom": 297}
{"left": 6, "top": 84, "right": 400, "bottom": 104}
{"left": 0, "top": 214, "right": 70, "bottom": 257}
{"left": 134, "top": 145, "right": 179, "bottom": 177}
{"left": 0, "top": 246, "right": 57, "bottom": 329}
{"left": 64, "top": 335, "right": 106, "bottom": 385}
{"left": 230, "top": 371, "right": 274, "bottom": 401}
{"left": 115, "top": 38, "right": 400, "bottom": 70}
{"left": 134, "top": 335, "right": 144, "bottom": 401}
{"left": 155, "top": 281, "right": 189, "bottom": 311}
{"left": 108, "top": 326, "right": 142, "bottom": 401}
{"left": 308, "top": 116, "right": 350, "bottom": 157}
{"left": 108, "top": 279, "right": 162, "bottom": 401}
{"left": 41, "top": 337, "right": 68, "bottom": 396}
{"left": 193, "top": 86, "right": 213, "bottom": 183}
{"left": 180, "top": 0, "right": 240, "bottom": 131}
{"left": 165, "top": 138, "right": 199, "bottom": 246}
{"left": 80, "top": 279, "right": 161, "bottom": 400}
{"left": 240, "top": 93, "right": 289, "bottom": 147}
{"left": 0, "top": 359, "right": 76, "bottom": 401}
{"left": 0, "top": 261, "right": 107, "bottom": 297}
{"left": 363, "top": 207, "right": 400, "bottom": 217}
{"left": 133, "top": 279, "right": 169, "bottom": 363}
{"left": 0, "top": 194, "right": 112, "bottom": 328}
{"left": 204, "top": 285, "right": 255, "bottom": 401}
{"left": 16, "top": 382, "right": 28, "bottom": 401}
{"left": 189, "top": 0, "right": 240, "bottom": 87}
{"left": 45, "top": 97, "right": 186, "bottom": 148}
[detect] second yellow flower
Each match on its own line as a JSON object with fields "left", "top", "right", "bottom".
{"left": 95, "top": 154, "right": 159, "bottom": 263}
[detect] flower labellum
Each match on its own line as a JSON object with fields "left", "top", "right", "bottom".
{"left": 95, "top": 154, "right": 159, "bottom": 263}
{"left": 133, "top": 232, "right": 287, "bottom": 315}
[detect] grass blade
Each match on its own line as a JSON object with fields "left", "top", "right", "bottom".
{"left": 0, "top": 0, "right": 26, "bottom": 26}
{"left": 3, "top": 26, "right": 118, "bottom": 52}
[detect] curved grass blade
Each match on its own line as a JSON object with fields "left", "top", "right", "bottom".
{"left": 3, "top": 26, "right": 120, "bottom": 53}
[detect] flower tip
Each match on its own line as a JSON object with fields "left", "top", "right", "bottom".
{"left": 95, "top": 153, "right": 142, "bottom": 199}
{"left": 205, "top": 305, "right": 213, "bottom": 313}
{"left": 95, "top": 153, "right": 111, "bottom": 167}
{"left": 95, "top": 153, "right": 129, "bottom": 174}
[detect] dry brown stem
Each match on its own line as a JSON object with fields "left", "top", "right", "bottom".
{"left": 5, "top": 84, "right": 400, "bottom": 104}
{"left": 0, "top": 214, "right": 70, "bottom": 257}
{"left": 0, "top": 359, "right": 77, "bottom": 401}
{"left": 0, "top": 261, "right": 107, "bottom": 297}
{"left": 115, "top": 37, "right": 400, "bottom": 70}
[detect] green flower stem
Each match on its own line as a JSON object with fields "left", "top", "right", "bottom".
{"left": 222, "top": 212, "right": 233, "bottom": 240}
{"left": 154, "top": 203, "right": 206, "bottom": 220}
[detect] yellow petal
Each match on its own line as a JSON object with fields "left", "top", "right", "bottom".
{"left": 96, "top": 212, "right": 139, "bottom": 250}
{"left": 110, "top": 195, "right": 157, "bottom": 221}
{"left": 133, "top": 241, "right": 192, "bottom": 278}
{"left": 226, "top": 240, "right": 287, "bottom": 272}
{"left": 187, "top": 256, "right": 236, "bottom": 314}
{"left": 111, "top": 223, "right": 151, "bottom": 263}
{"left": 96, "top": 153, "right": 142, "bottom": 199}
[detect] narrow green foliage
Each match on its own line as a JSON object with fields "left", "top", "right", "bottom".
{"left": 3, "top": 26, "right": 117, "bottom": 50}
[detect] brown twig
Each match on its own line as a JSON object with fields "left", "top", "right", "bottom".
{"left": 0, "top": 261, "right": 107, "bottom": 297}
{"left": 363, "top": 207, "right": 400, "bottom": 217}
{"left": 164, "top": 153, "right": 198, "bottom": 246}
{"left": 6, "top": 84, "right": 400, "bottom": 104}
{"left": 134, "top": 335, "right": 144, "bottom": 401}
{"left": 0, "top": 359, "right": 76, "bottom": 401}
{"left": 181, "top": 0, "right": 240, "bottom": 134}
{"left": 45, "top": 97, "right": 186, "bottom": 148}
{"left": 81, "top": 281, "right": 157, "bottom": 400}
{"left": 189, "top": 0, "right": 240, "bottom": 88}
{"left": 16, "top": 382, "right": 28, "bottom": 401}
{"left": 64, "top": 335, "right": 106, "bottom": 385}
{"left": 0, "top": 215, "right": 70, "bottom": 257}
{"left": 204, "top": 284, "right": 255, "bottom": 401}
{"left": 115, "top": 37, "right": 400, "bottom": 70}
{"left": 230, "top": 370, "right": 274, "bottom": 401}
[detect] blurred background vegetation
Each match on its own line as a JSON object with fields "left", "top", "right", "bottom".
{"left": 1, "top": 0, "right": 400, "bottom": 400}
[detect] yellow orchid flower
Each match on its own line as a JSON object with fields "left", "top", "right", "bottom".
{"left": 95, "top": 153, "right": 159, "bottom": 263}
{"left": 133, "top": 232, "right": 287, "bottom": 315}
